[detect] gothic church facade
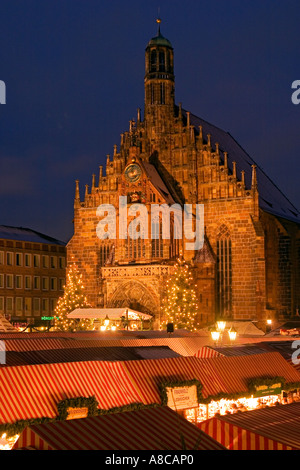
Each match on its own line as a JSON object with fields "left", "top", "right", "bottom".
{"left": 68, "top": 24, "right": 300, "bottom": 327}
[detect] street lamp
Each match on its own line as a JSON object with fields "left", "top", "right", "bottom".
{"left": 228, "top": 327, "right": 237, "bottom": 343}
{"left": 216, "top": 320, "right": 226, "bottom": 334}
{"left": 211, "top": 329, "right": 221, "bottom": 345}
{"left": 104, "top": 315, "right": 110, "bottom": 327}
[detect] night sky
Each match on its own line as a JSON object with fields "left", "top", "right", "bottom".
{"left": 0, "top": 0, "right": 299, "bottom": 243}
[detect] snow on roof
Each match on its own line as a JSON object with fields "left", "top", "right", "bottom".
{"left": 183, "top": 109, "right": 300, "bottom": 224}
{"left": 0, "top": 225, "right": 66, "bottom": 245}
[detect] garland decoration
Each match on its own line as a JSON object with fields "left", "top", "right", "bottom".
{"left": 57, "top": 396, "right": 99, "bottom": 421}
{"left": 159, "top": 379, "right": 203, "bottom": 406}
{"left": 247, "top": 376, "right": 286, "bottom": 393}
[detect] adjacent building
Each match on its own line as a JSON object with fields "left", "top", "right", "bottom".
{"left": 0, "top": 225, "right": 66, "bottom": 324}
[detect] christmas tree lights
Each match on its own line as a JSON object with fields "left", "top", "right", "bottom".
{"left": 161, "top": 256, "right": 200, "bottom": 332}
{"left": 54, "top": 262, "right": 93, "bottom": 332}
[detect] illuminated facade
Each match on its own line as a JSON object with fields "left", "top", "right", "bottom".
{"left": 68, "top": 22, "right": 300, "bottom": 327}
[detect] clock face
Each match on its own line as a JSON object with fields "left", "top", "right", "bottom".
{"left": 124, "top": 163, "right": 142, "bottom": 183}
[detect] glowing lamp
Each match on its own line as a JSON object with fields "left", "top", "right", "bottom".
{"left": 100, "top": 325, "right": 106, "bottom": 331}
{"left": 216, "top": 320, "right": 226, "bottom": 333}
{"left": 111, "top": 325, "right": 116, "bottom": 331}
{"left": 211, "top": 330, "right": 220, "bottom": 343}
{"left": 228, "top": 328, "right": 237, "bottom": 342}
{"left": 267, "top": 318, "right": 272, "bottom": 325}
{"left": 104, "top": 315, "right": 110, "bottom": 327}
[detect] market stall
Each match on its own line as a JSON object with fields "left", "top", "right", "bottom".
{"left": 67, "top": 307, "right": 153, "bottom": 331}
{"left": 197, "top": 402, "right": 300, "bottom": 450}
{"left": 13, "top": 406, "right": 226, "bottom": 451}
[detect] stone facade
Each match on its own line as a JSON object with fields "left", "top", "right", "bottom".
{"left": 67, "top": 24, "right": 300, "bottom": 327}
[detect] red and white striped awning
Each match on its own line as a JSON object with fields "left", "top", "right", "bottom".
{"left": 1, "top": 352, "right": 300, "bottom": 426}
{"left": 0, "top": 360, "right": 143, "bottom": 424}
{"left": 194, "top": 347, "right": 223, "bottom": 358}
{"left": 198, "top": 402, "right": 300, "bottom": 450}
{"left": 13, "top": 406, "right": 226, "bottom": 450}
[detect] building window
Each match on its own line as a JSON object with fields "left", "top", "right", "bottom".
{"left": 50, "top": 298, "right": 57, "bottom": 313}
{"left": 150, "top": 50, "right": 157, "bottom": 72}
{"left": 159, "top": 51, "right": 165, "bottom": 72}
{"left": 25, "top": 276, "right": 31, "bottom": 289}
{"left": 0, "top": 297, "right": 4, "bottom": 312}
{"left": 0, "top": 251, "right": 4, "bottom": 265}
{"left": 42, "top": 255, "right": 49, "bottom": 268}
{"left": 59, "top": 278, "right": 65, "bottom": 291}
{"left": 6, "top": 297, "right": 13, "bottom": 313}
{"left": 0, "top": 274, "right": 3, "bottom": 289}
{"left": 160, "top": 83, "right": 165, "bottom": 104}
{"left": 25, "top": 254, "right": 31, "bottom": 267}
{"left": 6, "top": 274, "right": 13, "bottom": 289}
{"left": 50, "top": 278, "right": 57, "bottom": 291}
{"left": 42, "top": 298, "right": 49, "bottom": 314}
{"left": 33, "top": 255, "right": 40, "bottom": 268}
{"left": 151, "top": 217, "right": 163, "bottom": 258}
{"left": 217, "top": 225, "right": 232, "bottom": 317}
{"left": 25, "top": 297, "right": 32, "bottom": 314}
{"left": 6, "top": 252, "right": 13, "bottom": 266}
{"left": 33, "top": 298, "right": 40, "bottom": 315}
{"left": 59, "top": 257, "right": 65, "bottom": 269}
{"left": 42, "top": 277, "right": 49, "bottom": 290}
{"left": 16, "top": 253, "right": 22, "bottom": 266}
{"left": 33, "top": 276, "right": 40, "bottom": 290}
{"left": 15, "top": 275, "right": 22, "bottom": 289}
{"left": 151, "top": 83, "right": 155, "bottom": 105}
{"left": 50, "top": 256, "right": 57, "bottom": 268}
{"left": 15, "top": 297, "right": 23, "bottom": 314}
{"left": 99, "top": 244, "right": 112, "bottom": 267}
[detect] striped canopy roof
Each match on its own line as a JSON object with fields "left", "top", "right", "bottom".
{"left": 13, "top": 406, "right": 226, "bottom": 450}
{"left": 1, "top": 352, "right": 300, "bottom": 427}
{"left": 0, "top": 360, "right": 143, "bottom": 424}
{"left": 198, "top": 402, "right": 300, "bottom": 450}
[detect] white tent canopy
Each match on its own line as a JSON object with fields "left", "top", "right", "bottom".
{"left": 67, "top": 308, "right": 153, "bottom": 321}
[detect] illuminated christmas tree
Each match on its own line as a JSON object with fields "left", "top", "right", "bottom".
{"left": 54, "top": 262, "right": 93, "bottom": 331}
{"left": 161, "top": 257, "right": 200, "bottom": 332}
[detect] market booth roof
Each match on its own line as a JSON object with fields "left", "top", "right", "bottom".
{"left": 198, "top": 402, "right": 300, "bottom": 450}
{"left": 0, "top": 360, "right": 143, "bottom": 425}
{"left": 122, "top": 352, "right": 300, "bottom": 405}
{"left": 67, "top": 308, "right": 153, "bottom": 320}
{"left": 1, "top": 353, "right": 300, "bottom": 431}
{"left": 13, "top": 406, "right": 226, "bottom": 450}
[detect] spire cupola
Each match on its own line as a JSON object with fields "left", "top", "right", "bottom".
{"left": 144, "top": 19, "right": 175, "bottom": 129}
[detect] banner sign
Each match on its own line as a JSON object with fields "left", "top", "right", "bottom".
{"left": 166, "top": 385, "right": 198, "bottom": 410}
{"left": 253, "top": 383, "right": 282, "bottom": 398}
{"left": 66, "top": 407, "right": 89, "bottom": 420}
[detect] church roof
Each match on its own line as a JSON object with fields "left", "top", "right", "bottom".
{"left": 142, "top": 161, "right": 176, "bottom": 205}
{"left": 0, "top": 225, "right": 66, "bottom": 245}
{"left": 183, "top": 109, "right": 300, "bottom": 225}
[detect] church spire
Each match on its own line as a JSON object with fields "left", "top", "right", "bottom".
{"left": 144, "top": 21, "right": 175, "bottom": 136}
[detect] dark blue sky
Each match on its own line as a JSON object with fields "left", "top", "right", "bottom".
{"left": 0, "top": 0, "right": 299, "bottom": 242}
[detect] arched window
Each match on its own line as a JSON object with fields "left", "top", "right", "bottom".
{"left": 126, "top": 238, "right": 146, "bottom": 260}
{"left": 160, "top": 83, "right": 165, "bottom": 104}
{"left": 150, "top": 50, "right": 157, "bottom": 72}
{"left": 151, "top": 216, "right": 163, "bottom": 258}
{"left": 159, "top": 51, "right": 165, "bottom": 72}
{"left": 99, "top": 243, "right": 113, "bottom": 266}
{"left": 216, "top": 225, "right": 232, "bottom": 316}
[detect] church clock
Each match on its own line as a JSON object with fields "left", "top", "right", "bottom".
{"left": 124, "top": 163, "right": 142, "bottom": 183}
